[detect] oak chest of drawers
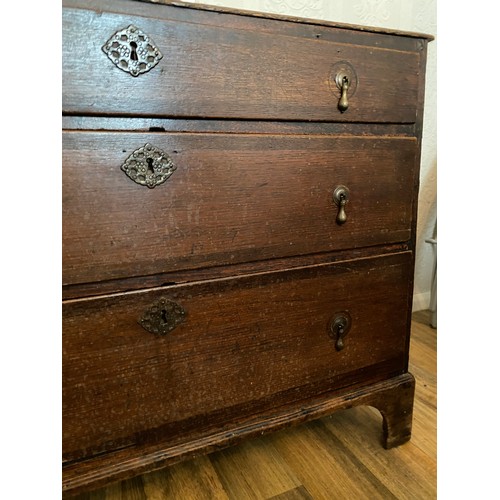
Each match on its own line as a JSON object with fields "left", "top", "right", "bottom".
{"left": 62, "top": 0, "right": 432, "bottom": 495}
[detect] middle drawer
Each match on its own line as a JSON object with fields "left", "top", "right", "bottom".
{"left": 63, "top": 132, "right": 416, "bottom": 285}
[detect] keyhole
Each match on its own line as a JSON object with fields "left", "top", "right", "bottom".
{"left": 146, "top": 158, "right": 154, "bottom": 175}
{"left": 160, "top": 309, "right": 169, "bottom": 324}
{"left": 130, "top": 41, "right": 138, "bottom": 61}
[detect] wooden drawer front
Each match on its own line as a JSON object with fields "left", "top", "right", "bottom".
{"left": 63, "top": 132, "right": 416, "bottom": 285}
{"left": 63, "top": 252, "right": 411, "bottom": 460}
{"left": 62, "top": 4, "right": 419, "bottom": 122}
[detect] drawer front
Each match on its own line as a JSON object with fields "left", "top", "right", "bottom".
{"left": 63, "top": 132, "right": 416, "bottom": 285}
{"left": 62, "top": 4, "right": 419, "bottom": 122}
{"left": 63, "top": 252, "right": 411, "bottom": 460}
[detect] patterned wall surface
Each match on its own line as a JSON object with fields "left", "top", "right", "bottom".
{"left": 185, "top": 0, "right": 437, "bottom": 310}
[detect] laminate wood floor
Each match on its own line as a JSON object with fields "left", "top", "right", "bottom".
{"left": 74, "top": 311, "right": 437, "bottom": 500}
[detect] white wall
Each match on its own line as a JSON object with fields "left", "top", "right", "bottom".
{"left": 185, "top": 0, "right": 437, "bottom": 311}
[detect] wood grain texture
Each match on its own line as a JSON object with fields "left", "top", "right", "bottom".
{"left": 63, "top": 0, "right": 432, "bottom": 48}
{"left": 63, "top": 374, "right": 415, "bottom": 496}
{"left": 62, "top": 2, "right": 420, "bottom": 121}
{"left": 62, "top": 1, "right": 432, "bottom": 496}
{"left": 61, "top": 117, "right": 417, "bottom": 137}
{"left": 136, "top": 0, "right": 434, "bottom": 41}
{"left": 62, "top": 242, "right": 409, "bottom": 300}
{"left": 63, "top": 252, "right": 411, "bottom": 463}
{"left": 62, "top": 133, "right": 416, "bottom": 286}
{"left": 69, "top": 315, "right": 435, "bottom": 499}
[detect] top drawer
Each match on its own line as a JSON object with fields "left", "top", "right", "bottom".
{"left": 62, "top": 2, "right": 420, "bottom": 122}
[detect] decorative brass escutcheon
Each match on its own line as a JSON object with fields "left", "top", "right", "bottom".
{"left": 333, "top": 185, "right": 350, "bottom": 224}
{"left": 102, "top": 25, "right": 163, "bottom": 76}
{"left": 139, "top": 298, "right": 186, "bottom": 335}
{"left": 121, "top": 143, "right": 176, "bottom": 188}
{"left": 328, "top": 312, "right": 352, "bottom": 351}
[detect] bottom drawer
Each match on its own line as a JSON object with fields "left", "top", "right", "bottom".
{"left": 63, "top": 252, "right": 411, "bottom": 462}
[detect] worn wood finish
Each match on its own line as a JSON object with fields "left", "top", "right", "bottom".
{"left": 63, "top": 2, "right": 420, "bottom": 122}
{"left": 63, "top": 252, "right": 411, "bottom": 463}
{"left": 64, "top": 0, "right": 432, "bottom": 51}
{"left": 137, "top": 0, "right": 434, "bottom": 42}
{"left": 69, "top": 316, "right": 436, "bottom": 499}
{"left": 63, "top": 133, "right": 416, "bottom": 285}
{"left": 62, "top": 116, "right": 417, "bottom": 137}
{"left": 62, "top": 242, "right": 409, "bottom": 300}
{"left": 62, "top": 0, "right": 432, "bottom": 496}
{"left": 63, "top": 374, "right": 414, "bottom": 496}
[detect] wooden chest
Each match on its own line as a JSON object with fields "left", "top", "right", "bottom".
{"left": 62, "top": 0, "right": 432, "bottom": 495}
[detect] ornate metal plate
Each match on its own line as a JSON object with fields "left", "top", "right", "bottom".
{"left": 139, "top": 298, "right": 186, "bottom": 336}
{"left": 102, "top": 25, "right": 163, "bottom": 77}
{"left": 121, "top": 143, "right": 176, "bottom": 188}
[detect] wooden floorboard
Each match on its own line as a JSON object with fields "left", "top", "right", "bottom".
{"left": 72, "top": 312, "right": 437, "bottom": 499}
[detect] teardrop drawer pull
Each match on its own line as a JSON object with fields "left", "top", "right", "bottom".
{"left": 139, "top": 298, "right": 186, "bottom": 335}
{"left": 121, "top": 143, "right": 176, "bottom": 188}
{"left": 328, "top": 312, "right": 352, "bottom": 351}
{"left": 333, "top": 185, "right": 350, "bottom": 225}
{"left": 338, "top": 76, "right": 350, "bottom": 112}
{"left": 330, "top": 61, "right": 357, "bottom": 114}
{"left": 102, "top": 25, "right": 163, "bottom": 76}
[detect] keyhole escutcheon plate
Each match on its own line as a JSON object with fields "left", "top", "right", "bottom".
{"left": 139, "top": 298, "right": 186, "bottom": 336}
{"left": 102, "top": 25, "right": 163, "bottom": 76}
{"left": 121, "top": 143, "right": 176, "bottom": 188}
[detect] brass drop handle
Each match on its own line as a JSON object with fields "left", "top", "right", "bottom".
{"left": 333, "top": 185, "right": 350, "bottom": 225}
{"left": 338, "top": 76, "right": 350, "bottom": 113}
{"left": 329, "top": 312, "right": 352, "bottom": 351}
{"left": 337, "top": 193, "right": 347, "bottom": 224}
{"left": 335, "top": 325, "right": 346, "bottom": 350}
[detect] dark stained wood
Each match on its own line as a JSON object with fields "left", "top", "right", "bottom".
{"left": 137, "top": 0, "right": 434, "bottom": 42}
{"left": 63, "top": 372, "right": 415, "bottom": 497}
{"left": 62, "top": 116, "right": 417, "bottom": 137}
{"left": 63, "top": 0, "right": 431, "bottom": 53}
{"left": 63, "top": 252, "right": 411, "bottom": 463}
{"left": 63, "top": 133, "right": 416, "bottom": 286}
{"left": 401, "top": 39, "right": 431, "bottom": 369}
{"left": 62, "top": 2, "right": 420, "bottom": 122}
{"left": 62, "top": 0, "right": 432, "bottom": 496}
{"left": 65, "top": 317, "right": 436, "bottom": 499}
{"left": 378, "top": 374, "right": 415, "bottom": 448}
{"left": 62, "top": 243, "right": 409, "bottom": 300}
